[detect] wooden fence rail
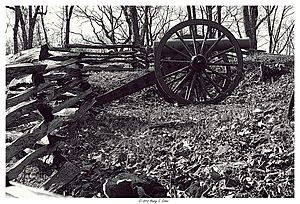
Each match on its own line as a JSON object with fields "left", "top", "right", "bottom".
{"left": 50, "top": 43, "right": 151, "bottom": 71}
{"left": 5, "top": 45, "right": 93, "bottom": 197}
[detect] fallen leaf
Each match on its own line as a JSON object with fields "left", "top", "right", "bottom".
{"left": 216, "top": 144, "right": 230, "bottom": 156}
{"left": 253, "top": 108, "right": 263, "bottom": 113}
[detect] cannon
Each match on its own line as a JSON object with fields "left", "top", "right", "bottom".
{"left": 92, "top": 19, "right": 250, "bottom": 106}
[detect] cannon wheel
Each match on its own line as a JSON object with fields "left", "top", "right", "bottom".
{"left": 154, "top": 19, "right": 243, "bottom": 105}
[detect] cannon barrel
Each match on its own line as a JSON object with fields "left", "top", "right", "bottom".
{"left": 153, "top": 38, "right": 250, "bottom": 56}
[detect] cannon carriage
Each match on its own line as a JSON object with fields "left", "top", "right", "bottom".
{"left": 91, "top": 19, "right": 250, "bottom": 106}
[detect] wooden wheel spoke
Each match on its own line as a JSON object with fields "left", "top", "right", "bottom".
{"left": 165, "top": 44, "right": 190, "bottom": 60}
{"left": 184, "top": 80, "right": 191, "bottom": 100}
{"left": 196, "top": 73, "right": 210, "bottom": 100}
{"left": 185, "top": 73, "right": 197, "bottom": 100}
{"left": 205, "top": 71, "right": 228, "bottom": 75}
{"left": 194, "top": 85, "right": 201, "bottom": 102}
{"left": 200, "top": 27, "right": 210, "bottom": 54}
{"left": 207, "top": 62, "right": 238, "bottom": 67}
{"left": 204, "top": 33, "right": 225, "bottom": 57}
{"left": 175, "top": 31, "right": 194, "bottom": 57}
{"left": 203, "top": 70, "right": 223, "bottom": 93}
{"left": 205, "top": 66, "right": 233, "bottom": 82}
{"left": 166, "top": 74, "right": 186, "bottom": 85}
{"left": 208, "top": 46, "right": 235, "bottom": 61}
{"left": 195, "top": 75, "right": 204, "bottom": 100}
{"left": 172, "top": 71, "right": 193, "bottom": 93}
{"left": 164, "top": 65, "right": 190, "bottom": 78}
{"left": 190, "top": 25, "right": 198, "bottom": 55}
{"left": 225, "top": 53, "right": 238, "bottom": 59}
{"left": 160, "top": 59, "right": 190, "bottom": 64}
{"left": 210, "top": 57, "right": 224, "bottom": 64}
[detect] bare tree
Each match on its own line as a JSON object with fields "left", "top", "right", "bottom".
{"left": 243, "top": 6, "right": 275, "bottom": 49}
{"left": 15, "top": 6, "right": 28, "bottom": 50}
{"left": 39, "top": 6, "right": 49, "bottom": 45}
{"left": 121, "top": 6, "right": 132, "bottom": 44}
{"left": 278, "top": 23, "right": 294, "bottom": 55}
{"left": 227, "top": 6, "right": 243, "bottom": 38}
{"left": 65, "top": 5, "right": 74, "bottom": 46}
{"left": 206, "top": 6, "right": 213, "bottom": 21}
{"left": 243, "top": 6, "right": 258, "bottom": 49}
{"left": 140, "top": 6, "right": 150, "bottom": 46}
{"left": 217, "top": 6, "right": 222, "bottom": 37}
{"left": 70, "top": 6, "right": 183, "bottom": 47}
{"left": 7, "top": 6, "right": 41, "bottom": 51}
{"left": 264, "top": 6, "right": 294, "bottom": 54}
{"left": 187, "top": 6, "right": 192, "bottom": 20}
{"left": 148, "top": 6, "right": 179, "bottom": 43}
{"left": 129, "top": 6, "right": 141, "bottom": 46}
{"left": 74, "top": 6, "right": 126, "bottom": 44}
{"left": 28, "top": 6, "right": 40, "bottom": 48}
{"left": 195, "top": 6, "right": 229, "bottom": 38}
{"left": 6, "top": 6, "right": 20, "bottom": 54}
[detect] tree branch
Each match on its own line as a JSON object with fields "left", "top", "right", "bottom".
{"left": 278, "top": 23, "right": 294, "bottom": 54}
{"left": 70, "top": 31, "right": 105, "bottom": 44}
{"left": 6, "top": 6, "right": 15, "bottom": 10}
{"left": 255, "top": 6, "right": 276, "bottom": 29}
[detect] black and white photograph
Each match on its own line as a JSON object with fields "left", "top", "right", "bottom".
{"left": 3, "top": 1, "right": 296, "bottom": 201}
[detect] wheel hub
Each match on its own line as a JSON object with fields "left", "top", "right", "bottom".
{"left": 191, "top": 55, "right": 207, "bottom": 72}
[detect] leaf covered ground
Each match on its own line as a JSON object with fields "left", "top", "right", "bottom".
{"left": 15, "top": 54, "right": 294, "bottom": 198}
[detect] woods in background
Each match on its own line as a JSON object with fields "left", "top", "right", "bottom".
{"left": 5, "top": 5, "right": 294, "bottom": 55}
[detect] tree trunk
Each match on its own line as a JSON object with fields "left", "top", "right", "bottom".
{"left": 15, "top": 6, "right": 28, "bottom": 50}
{"left": 128, "top": 6, "right": 142, "bottom": 69}
{"left": 249, "top": 6, "right": 258, "bottom": 49}
{"left": 65, "top": 6, "right": 74, "bottom": 46}
{"left": 186, "top": 6, "right": 193, "bottom": 36}
{"left": 121, "top": 6, "right": 132, "bottom": 44}
{"left": 199, "top": 6, "right": 205, "bottom": 19}
{"left": 186, "top": 6, "right": 196, "bottom": 20}
{"left": 13, "top": 7, "right": 20, "bottom": 54}
{"left": 217, "top": 6, "right": 222, "bottom": 37}
{"left": 28, "top": 6, "right": 41, "bottom": 49}
{"left": 243, "top": 6, "right": 258, "bottom": 49}
{"left": 145, "top": 6, "right": 150, "bottom": 46}
{"left": 108, "top": 6, "right": 116, "bottom": 44}
{"left": 187, "top": 6, "right": 192, "bottom": 20}
{"left": 192, "top": 6, "right": 196, "bottom": 19}
{"left": 40, "top": 6, "right": 49, "bottom": 45}
{"left": 129, "top": 6, "right": 141, "bottom": 46}
{"left": 65, "top": 6, "right": 70, "bottom": 46}
{"left": 28, "top": 6, "right": 33, "bottom": 48}
{"left": 148, "top": 8, "right": 153, "bottom": 46}
{"left": 141, "top": 6, "right": 150, "bottom": 46}
{"left": 206, "top": 6, "right": 214, "bottom": 38}
{"left": 206, "top": 6, "right": 213, "bottom": 21}
{"left": 37, "top": 20, "right": 42, "bottom": 45}
{"left": 266, "top": 6, "right": 274, "bottom": 53}
{"left": 60, "top": 7, "right": 65, "bottom": 46}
